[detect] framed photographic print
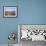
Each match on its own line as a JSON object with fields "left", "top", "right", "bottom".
{"left": 3, "top": 6, "right": 17, "bottom": 18}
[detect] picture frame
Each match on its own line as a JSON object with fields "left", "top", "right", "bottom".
{"left": 3, "top": 6, "right": 17, "bottom": 18}
{"left": 18, "top": 24, "right": 46, "bottom": 42}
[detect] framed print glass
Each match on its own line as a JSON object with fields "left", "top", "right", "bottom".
{"left": 3, "top": 6, "right": 17, "bottom": 18}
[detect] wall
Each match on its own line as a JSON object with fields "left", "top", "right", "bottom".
{"left": 18, "top": 0, "right": 46, "bottom": 24}
{"left": 0, "top": 0, "right": 18, "bottom": 44}
{"left": 0, "top": 0, "right": 46, "bottom": 44}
